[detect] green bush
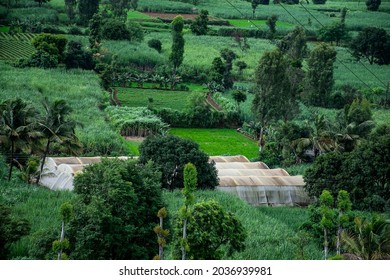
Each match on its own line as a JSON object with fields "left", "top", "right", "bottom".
{"left": 147, "top": 39, "right": 162, "bottom": 53}
{"left": 102, "top": 18, "right": 131, "bottom": 40}
{"left": 366, "top": 0, "right": 381, "bottom": 11}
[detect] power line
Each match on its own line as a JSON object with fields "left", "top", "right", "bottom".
{"left": 298, "top": 2, "right": 387, "bottom": 88}
{"left": 277, "top": 2, "right": 374, "bottom": 91}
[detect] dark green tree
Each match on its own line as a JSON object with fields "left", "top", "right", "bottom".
{"left": 278, "top": 26, "right": 308, "bottom": 65}
{"left": 170, "top": 16, "right": 185, "bottom": 76}
{"left": 231, "top": 90, "right": 247, "bottom": 111}
{"left": 350, "top": 27, "right": 390, "bottom": 65}
{"left": 78, "top": 0, "right": 99, "bottom": 25}
{"left": 173, "top": 200, "right": 247, "bottom": 260}
{"left": 366, "top": 0, "right": 381, "bottom": 11}
{"left": 319, "top": 190, "right": 335, "bottom": 259}
{"left": 101, "top": 18, "right": 131, "bottom": 40}
{"left": 266, "top": 15, "right": 278, "bottom": 39}
{"left": 68, "top": 159, "right": 164, "bottom": 259}
{"left": 0, "top": 204, "right": 30, "bottom": 259}
{"left": 190, "top": 9, "right": 209, "bottom": 35}
{"left": 220, "top": 48, "right": 237, "bottom": 89}
{"left": 318, "top": 22, "right": 349, "bottom": 46}
{"left": 32, "top": 33, "right": 68, "bottom": 63}
{"left": 109, "top": 0, "right": 130, "bottom": 18}
{"left": 0, "top": 98, "right": 41, "bottom": 181}
{"left": 64, "top": 41, "right": 95, "bottom": 70}
{"left": 34, "top": 0, "right": 50, "bottom": 7}
{"left": 88, "top": 12, "right": 102, "bottom": 50}
{"left": 304, "top": 43, "right": 337, "bottom": 107}
{"left": 53, "top": 202, "right": 73, "bottom": 260}
{"left": 312, "top": 0, "right": 327, "bottom": 4}
{"left": 64, "top": 0, "right": 77, "bottom": 22}
{"left": 138, "top": 135, "right": 219, "bottom": 190}
{"left": 336, "top": 190, "right": 352, "bottom": 255}
{"left": 148, "top": 39, "right": 162, "bottom": 53}
{"left": 130, "top": 0, "right": 138, "bottom": 10}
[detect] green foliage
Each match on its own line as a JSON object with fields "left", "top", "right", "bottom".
{"left": 64, "top": 40, "right": 94, "bottom": 70}
{"left": 278, "top": 26, "right": 307, "bottom": 64}
{"left": 182, "top": 163, "right": 197, "bottom": 209}
{"left": 312, "top": 0, "right": 327, "bottom": 4}
{"left": 148, "top": 39, "right": 162, "bottom": 53}
{"left": 78, "top": 0, "right": 99, "bottom": 25}
{"left": 0, "top": 203, "right": 31, "bottom": 259}
{"left": 341, "top": 215, "right": 390, "bottom": 260}
{"left": 318, "top": 22, "right": 349, "bottom": 46}
{"left": 109, "top": 0, "right": 131, "bottom": 18}
{"left": 366, "top": 0, "right": 382, "bottom": 11}
{"left": 190, "top": 9, "right": 209, "bottom": 36}
{"left": 105, "top": 106, "right": 168, "bottom": 137}
{"left": 266, "top": 15, "right": 278, "bottom": 38}
{"left": 304, "top": 130, "right": 390, "bottom": 211}
{"left": 304, "top": 43, "right": 337, "bottom": 107}
{"left": 138, "top": 135, "right": 219, "bottom": 190}
{"left": 88, "top": 12, "right": 102, "bottom": 49}
{"left": 173, "top": 199, "right": 246, "bottom": 260}
{"left": 252, "top": 49, "right": 298, "bottom": 125}
{"left": 170, "top": 16, "right": 185, "bottom": 72}
{"left": 102, "top": 18, "right": 131, "bottom": 41}
{"left": 69, "top": 159, "right": 164, "bottom": 259}
{"left": 32, "top": 33, "right": 67, "bottom": 58}
{"left": 350, "top": 27, "right": 390, "bottom": 65}
{"left": 60, "top": 202, "right": 73, "bottom": 223}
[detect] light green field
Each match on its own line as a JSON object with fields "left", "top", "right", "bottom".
{"left": 169, "top": 128, "right": 259, "bottom": 160}
{"left": 228, "top": 19, "right": 295, "bottom": 29}
{"left": 116, "top": 87, "right": 193, "bottom": 111}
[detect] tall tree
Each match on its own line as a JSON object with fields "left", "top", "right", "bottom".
{"left": 252, "top": 49, "right": 298, "bottom": 152}
{"left": 366, "top": 0, "right": 381, "bottom": 11}
{"left": 0, "top": 98, "right": 41, "bottom": 181}
{"left": 88, "top": 12, "right": 102, "bottom": 50}
{"left": 109, "top": 0, "right": 130, "bottom": 18}
{"left": 34, "top": 0, "right": 50, "bottom": 7}
{"left": 180, "top": 163, "right": 197, "bottom": 260}
{"left": 170, "top": 16, "right": 185, "bottom": 76}
{"left": 64, "top": 0, "right": 77, "bottom": 22}
{"left": 266, "top": 15, "right": 278, "bottom": 39}
{"left": 304, "top": 43, "right": 337, "bottom": 107}
{"left": 190, "top": 9, "right": 209, "bottom": 35}
{"left": 37, "top": 98, "right": 81, "bottom": 184}
{"left": 78, "top": 0, "right": 99, "bottom": 25}
{"left": 319, "top": 190, "right": 335, "bottom": 260}
{"left": 130, "top": 0, "right": 138, "bottom": 10}
{"left": 336, "top": 190, "right": 352, "bottom": 255}
{"left": 350, "top": 27, "right": 390, "bottom": 65}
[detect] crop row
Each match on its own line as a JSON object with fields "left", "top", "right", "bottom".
{"left": 0, "top": 40, "right": 35, "bottom": 60}
{"left": 0, "top": 32, "right": 35, "bottom": 42}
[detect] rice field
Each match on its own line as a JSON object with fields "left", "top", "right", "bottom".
{"left": 169, "top": 128, "right": 259, "bottom": 160}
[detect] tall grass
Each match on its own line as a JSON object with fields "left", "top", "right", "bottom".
{"left": 163, "top": 189, "right": 323, "bottom": 260}
{"left": 0, "top": 179, "right": 75, "bottom": 258}
{"left": 0, "top": 62, "right": 128, "bottom": 155}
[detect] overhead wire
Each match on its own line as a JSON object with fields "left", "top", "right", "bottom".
{"left": 224, "top": 0, "right": 379, "bottom": 91}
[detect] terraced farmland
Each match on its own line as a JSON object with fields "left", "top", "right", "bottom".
{"left": 0, "top": 33, "right": 35, "bottom": 60}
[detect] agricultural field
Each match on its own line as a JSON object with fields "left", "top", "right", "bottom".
{"left": 169, "top": 128, "right": 259, "bottom": 160}
{"left": 116, "top": 87, "right": 193, "bottom": 110}
{"left": 0, "top": 33, "right": 35, "bottom": 60}
{"left": 1, "top": 0, "right": 390, "bottom": 266}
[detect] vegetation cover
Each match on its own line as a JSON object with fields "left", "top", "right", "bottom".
{"left": 1, "top": 0, "right": 390, "bottom": 261}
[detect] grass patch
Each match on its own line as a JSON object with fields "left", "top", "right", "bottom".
{"left": 116, "top": 87, "right": 193, "bottom": 111}
{"left": 0, "top": 26, "right": 9, "bottom": 32}
{"left": 228, "top": 19, "right": 295, "bottom": 29}
{"left": 169, "top": 128, "right": 259, "bottom": 160}
{"left": 128, "top": 10, "right": 153, "bottom": 20}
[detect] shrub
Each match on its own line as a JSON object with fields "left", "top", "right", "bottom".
{"left": 148, "top": 39, "right": 162, "bottom": 53}
{"left": 64, "top": 41, "right": 95, "bottom": 70}
{"left": 312, "top": 0, "right": 327, "bottom": 4}
{"left": 102, "top": 18, "right": 131, "bottom": 40}
{"left": 366, "top": 0, "right": 381, "bottom": 11}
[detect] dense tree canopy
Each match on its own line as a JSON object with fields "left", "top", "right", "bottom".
{"left": 350, "top": 27, "right": 390, "bottom": 65}
{"left": 68, "top": 159, "right": 164, "bottom": 259}
{"left": 138, "top": 135, "right": 219, "bottom": 190}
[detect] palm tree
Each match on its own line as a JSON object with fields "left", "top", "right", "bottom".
{"left": 341, "top": 216, "right": 390, "bottom": 260}
{"left": 36, "top": 98, "right": 81, "bottom": 184}
{"left": 0, "top": 98, "right": 41, "bottom": 181}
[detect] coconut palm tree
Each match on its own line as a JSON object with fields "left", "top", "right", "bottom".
{"left": 36, "top": 98, "right": 82, "bottom": 184}
{"left": 0, "top": 98, "right": 41, "bottom": 181}
{"left": 341, "top": 216, "right": 390, "bottom": 260}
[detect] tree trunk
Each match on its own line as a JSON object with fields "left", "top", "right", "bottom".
{"left": 159, "top": 216, "right": 164, "bottom": 260}
{"left": 8, "top": 140, "right": 14, "bottom": 181}
{"left": 258, "top": 126, "right": 264, "bottom": 154}
{"left": 324, "top": 228, "right": 328, "bottom": 260}
{"left": 37, "top": 139, "right": 50, "bottom": 185}
{"left": 182, "top": 205, "right": 188, "bottom": 260}
{"left": 58, "top": 221, "right": 65, "bottom": 260}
